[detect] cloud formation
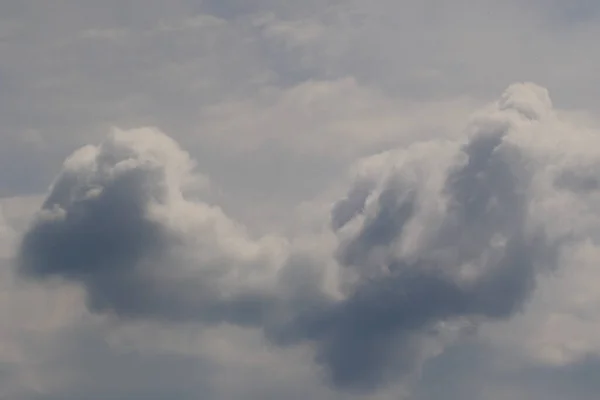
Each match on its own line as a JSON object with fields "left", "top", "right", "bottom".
{"left": 16, "top": 83, "right": 575, "bottom": 392}
{"left": 18, "top": 127, "right": 286, "bottom": 325}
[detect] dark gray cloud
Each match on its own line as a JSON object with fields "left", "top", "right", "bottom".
{"left": 17, "top": 128, "right": 282, "bottom": 327}
{"left": 555, "top": 165, "right": 600, "bottom": 193}
{"left": 292, "top": 119, "right": 549, "bottom": 390}
{"left": 18, "top": 84, "right": 564, "bottom": 392}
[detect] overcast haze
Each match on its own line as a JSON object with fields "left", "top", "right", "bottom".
{"left": 2, "top": 1, "right": 600, "bottom": 399}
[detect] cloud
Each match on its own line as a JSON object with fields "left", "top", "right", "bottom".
{"left": 18, "top": 127, "right": 286, "bottom": 325}
{"left": 16, "top": 82, "right": 579, "bottom": 394}
{"left": 4, "top": 2, "right": 600, "bottom": 399}
{"left": 296, "top": 84, "right": 560, "bottom": 390}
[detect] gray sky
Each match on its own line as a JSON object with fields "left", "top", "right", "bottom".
{"left": 2, "top": 1, "right": 600, "bottom": 399}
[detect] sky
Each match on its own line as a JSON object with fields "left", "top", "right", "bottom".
{"left": 2, "top": 1, "right": 600, "bottom": 399}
